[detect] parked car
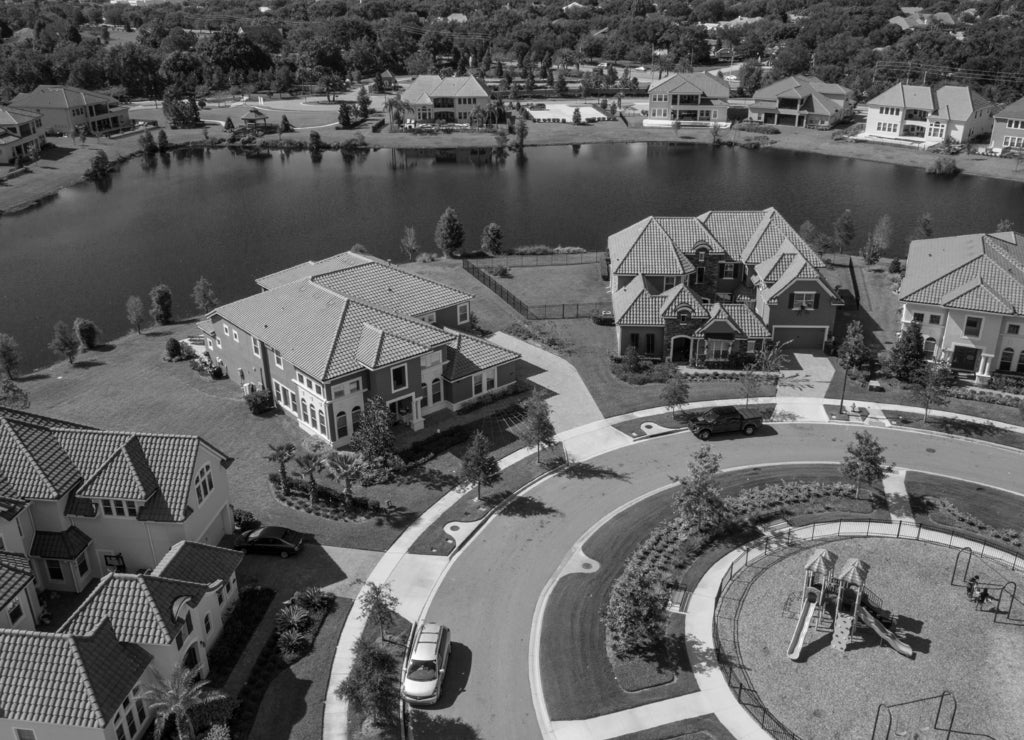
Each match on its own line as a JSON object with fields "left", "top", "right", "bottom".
{"left": 234, "top": 526, "right": 303, "bottom": 557}
{"left": 688, "top": 405, "right": 764, "bottom": 440}
{"left": 402, "top": 621, "right": 452, "bottom": 705}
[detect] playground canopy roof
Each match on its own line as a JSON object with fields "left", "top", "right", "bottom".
{"left": 805, "top": 548, "right": 837, "bottom": 575}
{"left": 836, "top": 558, "right": 870, "bottom": 585}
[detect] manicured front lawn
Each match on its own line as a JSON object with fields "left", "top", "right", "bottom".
{"left": 610, "top": 715, "right": 735, "bottom": 740}
{"left": 344, "top": 611, "right": 413, "bottom": 740}
{"left": 485, "top": 262, "right": 609, "bottom": 307}
{"left": 882, "top": 410, "right": 1024, "bottom": 451}
{"left": 905, "top": 471, "right": 1024, "bottom": 534}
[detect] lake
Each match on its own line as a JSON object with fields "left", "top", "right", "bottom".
{"left": 2, "top": 142, "right": 1023, "bottom": 370}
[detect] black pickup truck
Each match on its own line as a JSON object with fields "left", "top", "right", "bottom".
{"left": 688, "top": 406, "right": 764, "bottom": 440}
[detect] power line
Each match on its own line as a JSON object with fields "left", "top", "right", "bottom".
{"left": 873, "top": 60, "right": 1024, "bottom": 87}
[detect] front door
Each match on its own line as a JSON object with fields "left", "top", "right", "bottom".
{"left": 672, "top": 336, "right": 691, "bottom": 363}
{"left": 950, "top": 346, "right": 980, "bottom": 372}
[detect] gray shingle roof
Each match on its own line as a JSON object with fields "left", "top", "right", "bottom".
{"left": 0, "top": 105, "right": 41, "bottom": 127}
{"left": 9, "top": 85, "right": 122, "bottom": 111}
{"left": 0, "top": 619, "right": 151, "bottom": 727}
{"left": 151, "top": 541, "right": 243, "bottom": 585}
{"left": 995, "top": 95, "right": 1024, "bottom": 121}
{"left": 648, "top": 72, "right": 730, "bottom": 99}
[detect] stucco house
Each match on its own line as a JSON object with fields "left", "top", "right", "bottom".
{"left": 865, "top": 83, "right": 996, "bottom": 145}
{"left": 991, "top": 95, "right": 1024, "bottom": 154}
{"left": 0, "top": 105, "right": 44, "bottom": 165}
{"left": 749, "top": 75, "right": 854, "bottom": 129}
{"left": 400, "top": 75, "right": 491, "bottom": 124}
{"left": 9, "top": 85, "right": 131, "bottom": 136}
{"left": 198, "top": 251, "right": 520, "bottom": 445}
{"left": 898, "top": 230, "right": 1024, "bottom": 383}
{"left": 0, "top": 407, "right": 235, "bottom": 594}
{"left": 644, "top": 72, "right": 731, "bottom": 127}
{"left": 608, "top": 209, "right": 842, "bottom": 362}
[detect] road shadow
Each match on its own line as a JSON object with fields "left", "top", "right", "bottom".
{"left": 73, "top": 360, "right": 105, "bottom": 369}
{"left": 14, "top": 373, "right": 50, "bottom": 382}
{"left": 431, "top": 642, "right": 472, "bottom": 710}
{"left": 558, "top": 460, "right": 629, "bottom": 480}
{"left": 499, "top": 495, "right": 560, "bottom": 518}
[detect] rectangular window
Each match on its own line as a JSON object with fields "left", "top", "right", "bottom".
{"left": 46, "top": 559, "right": 63, "bottom": 581}
{"left": 695, "top": 266, "right": 705, "bottom": 283}
{"left": 288, "top": 389, "right": 297, "bottom": 413}
{"left": 126, "top": 501, "right": 137, "bottom": 517}
{"left": 252, "top": 337, "right": 261, "bottom": 357}
{"left": 720, "top": 262, "right": 736, "bottom": 279}
{"left": 273, "top": 382, "right": 282, "bottom": 404}
{"left": 204, "top": 614, "right": 212, "bottom": 634}
{"left": 222, "top": 324, "right": 229, "bottom": 336}
{"left": 1008, "top": 324, "right": 1020, "bottom": 335}
{"left": 175, "top": 631, "right": 184, "bottom": 649}
{"left": 102, "top": 499, "right": 114, "bottom": 516}
{"left": 929, "top": 314, "right": 941, "bottom": 325}
{"left": 185, "top": 612, "right": 194, "bottom": 635}
{"left": 964, "top": 316, "right": 982, "bottom": 337}
{"left": 486, "top": 369, "right": 496, "bottom": 390}
{"left": 318, "top": 409, "right": 327, "bottom": 435}
{"left": 912, "top": 312, "right": 925, "bottom": 323}
{"left": 706, "top": 339, "right": 731, "bottom": 361}
{"left": 300, "top": 398, "right": 309, "bottom": 424}
{"left": 15, "top": 729, "right": 36, "bottom": 740}
{"left": 645, "top": 334, "right": 655, "bottom": 354}
{"left": 8, "top": 599, "right": 24, "bottom": 624}
{"left": 793, "top": 292, "right": 817, "bottom": 310}
{"left": 472, "top": 373, "right": 483, "bottom": 395}
{"left": 114, "top": 500, "right": 126, "bottom": 516}
{"left": 274, "top": 349, "right": 283, "bottom": 369}
{"left": 126, "top": 711, "right": 137, "bottom": 736}
{"left": 747, "top": 340, "right": 757, "bottom": 353}
{"left": 663, "top": 275, "right": 680, "bottom": 290}
{"left": 432, "top": 380, "right": 442, "bottom": 403}
{"left": 116, "top": 728, "right": 127, "bottom": 740}
{"left": 391, "top": 365, "right": 408, "bottom": 391}
{"left": 457, "top": 303, "right": 470, "bottom": 324}
{"left": 629, "top": 333, "right": 639, "bottom": 348}
{"left": 232, "top": 330, "right": 238, "bottom": 342}
{"left": 77, "top": 552, "right": 89, "bottom": 576}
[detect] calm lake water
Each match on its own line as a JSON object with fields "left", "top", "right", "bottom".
{"left": 2, "top": 143, "right": 1024, "bottom": 370}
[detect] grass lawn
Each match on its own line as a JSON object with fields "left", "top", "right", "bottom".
{"left": 610, "top": 715, "right": 735, "bottom": 740}
{"left": 905, "top": 472, "right": 1024, "bottom": 534}
{"left": 484, "top": 262, "right": 610, "bottom": 307}
{"left": 344, "top": 611, "right": 413, "bottom": 740}
{"left": 400, "top": 260, "right": 524, "bottom": 333}
{"left": 882, "top": 410, "right": 1024, "bottom": 451}
{"left": 541, "top": 464, "right": 887, "bottom": 722}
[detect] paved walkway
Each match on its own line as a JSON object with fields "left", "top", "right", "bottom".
{"left": 325, "top": 396, "right": 1024, "bottom": 740}
{"left": 882, "top": 468, "right": 915, "bottom": 522}
{"left": 774, "top": 353, "right": 835, "bottom": 421}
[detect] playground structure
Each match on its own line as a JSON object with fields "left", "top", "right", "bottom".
{"left": 787, "top": 549, "right": 915, "bottom": 660}
{"left": 952, "top": 547, "right": 1024, "bottom": 625}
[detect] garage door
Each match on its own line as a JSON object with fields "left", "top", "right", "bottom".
{"left": 772, "top": 326, "right": 828, "bottom": 351}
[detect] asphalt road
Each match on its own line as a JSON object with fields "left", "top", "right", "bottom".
{"left": 419, "top": 423, "right": 1023, "bottom": 739}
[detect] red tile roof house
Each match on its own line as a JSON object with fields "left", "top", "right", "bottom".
{"left": 608, "top": 209, "right": 842, "bottom": 363}
{"left": 9, "top": 85, "right": 131, "bottom": 137}
{"left": 0, "top": 407, "right": 235, "bottom": 596}
{"left": 644, "top": 72, "right": 732, "bottom": 128}
{"left": 749, "top": 75, "right": 854, "bottom": 129}
{"left": 197, "top": 251, "right": 520, "bottom": 446}
{"left": 990, "top": 95, "right": 1024, "bottom": 154}
{"left": 898, "top": 230, "right": 1024, "bottom": 383}
{"left": 864, "top": 82, "right": 997, "bottom": 146}
{"left": 0, "top": 542, "right": 243, "bottom": 740}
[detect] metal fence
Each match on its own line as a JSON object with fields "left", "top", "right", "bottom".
{"left": 471, "top": 252, "right": 607, "bottom": 268}
{"left": 461, "top": 258, "right": 611, "bottom": 320}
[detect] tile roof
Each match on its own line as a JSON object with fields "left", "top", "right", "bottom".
{"left": 402, "top": 75, "right": 490, "bottom": 106}
{"left": 660, "top": 284, "right": 711, "bottom": 320}
{"left": 255, "top": 250, "right": 377, "bottom": 290}
{"left": 612, "top": 277, "right": 711, "bottom": 327}
{"left": 697, "top": 303, "right": 771, "bottom": 338}
{"left": 608, "top": 217, "right": 709, "bottom": 275}
{"left": 900, "top": 232, "right": 1024, "bottom": 314}
{"left": 312, "top": 262, "right": 474, "bottom": 315}
{"left": 699, "top": 210, "right": 768, "bottom": 259}
{"left": 0, "top": 105, "right": 41, "bottom": 127}
{"left": 10, "top": 85, "right": 122, "bottom": 111}
{"left": 151, "top": 541, "right": 244, "bottom": 585}
{"left": 0, "top": 619, "right": 150, "bottom": 727}
{"left": 648, "top": 72, "right": 730, "bottom": 99}
{"left": 62, "top": 572, "right": 207, "bottom": 645}
{"left": 995, "top": 95, "right": 1024, "bottom": 121}
{"left": 443, "top": 331, "right": 520, "bottom": 379}
{"left": 30, "top": 526, "right": 91, "bottom": 560}
{"left": 759, "top": 252, "right": 838, "bottom": 303}
{"left": 0, "top": 417, "right": 82, "bottom": 501}
{"left": 0, "top": 553, "right": 33, "bottom": 610}
{"left": 753, "top": 75, "right": 851, "bottom": 106}
{"left": 77, "top": 436, "right": 160, "bottom": 501}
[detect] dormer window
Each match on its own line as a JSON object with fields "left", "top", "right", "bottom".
{"left": 676, "top": 309, "right": 692, "bottom": 321}
{"left": 101, "top": 499, "right": 139, "bottom": 517}
{"left": 193, "top": 463, "right": 214, "bottom": 505}
{"left": 695, "top": 249, "right": 707, "bottom": 264}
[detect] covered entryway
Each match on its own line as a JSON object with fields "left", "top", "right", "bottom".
{"left": 772, "top": 326, "right": 828, "bottom": 351}
{"left": 671, "top": 336, "right": 692, "bottom": 363}
{"left": 950, "top": 345, "right": 980, "bottom": 373}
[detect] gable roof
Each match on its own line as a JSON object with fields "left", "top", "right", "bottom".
{"left": 612, "top": 276, "right": 712, "bottom": 327}
{"left": 867, "top": 82, "right": 936, "bottom": 111}
{"left": 10, "top": 85, "right": 121, "bottom": 111}
{"left": 312, "top": 261, "right": 474, "bottom": 315}
{"left": 30, "top": 526, "right": 91, "bottom": 560}
{"left": 758, "top": 250, "right": 839, "bottom": 303}
{"left": 648, "top": 72, "right": 730, "bottom": 100}
{"left": 0, "top": 105, "right": 41, "bottom": 127}
{"left": 61, "top": 572, "right": 207, "bottom": 645}
{"left": 754, "top": 75, "right": 851, "bottom": 105}
{"left": 0, "top": 553, "right": 33, "bottom": 610}
{"left": 995, "top": 95, "right": 1024, "bottom": 121}
{"left": 695, "top": 303, "right": 771, "bottom": 339}
{"left": 0, "top": 416, "right": 82, "bottom": 502}
{"left": 900, "top": 232, "right": 1024, "bottom": 314}
{"left": 932, "top": 85, "right": 993, "bottom": 121}
{"left": 151, "top": 541, "right": 243, "bottom": 585}
{"left": 402, "top": 75, "right": 490, "bottom": 106}
{"left": 0, "top": 619, "right": 150, "bottom": 727}
{"left": 255, "top": 250, "right": 377, "bottom": 290}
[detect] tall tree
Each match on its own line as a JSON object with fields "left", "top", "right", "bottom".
{"left": 836, "top": 320, "right": 872, "bottom": 413}
{"left": 358, "top": 581, "right": 399, "bottom": 643}
{"left": 72, "top": 318, "right": 100, "bottom": 351}
{"left": 513, "top": 116, "right": 528, "bottom": 148}
{"left": 840, "top": 431, "right": 893, "bottom": 499}
{"left": 192, "top": 276, "right": 218, "bottom": 313}
{"left": 660, "top": 374, "right": 690, "bottom": 419}
{"left": 0, "top": 378, "right": 29, "bottom": 409}
{"left": 480, "top": 222, "right": 503, "bottom": 255}
{"left": 0, "top": 333, "right": 21, "bottom": 380}
{"left": 336, "top": 638, "right": 400, "bottom": 729}
{"left": 266, "top": 443, "right": 296, "bottom": 497}
{"left": 293, "top": 452, "right": 323, "bottom": 504}
{"left": 601, "top": 559, "right": 666, "bottom": 657}
{"left": 356, "top": 85, "right": 371, "bottom": 118}
{"left": 886, "top": 321, "right": 925, "bottom": 382}
{"left": 911, "top": 360, "right": 957, "bottom": 423}
{"left": 323, "top": 450, "right": 364, "bottom": 498}
{"left": 399, "top": 226, "right": 419, "bottom": 261}
{"left": 149, "top": 284, "right": 173, "bottom": 325}
{"left": 460, "top": 429, "right": 501, "bottom": 500}
{"left": 352, "top": 395, "right": 397, "bottom": 474}
{"left": 434, "top": 206, "right": 465, "bottom": 258}
{"left": 572, "top": 107, "right": 582, "bottom": 125}
{"left": 521, "top": 390, "right": 556, "bottom": 462}
{"left": 125, "top": 296, "right": 145, "bottom": 334}
{"left": 832, "top": 209, "right": 855, "bottom": 255}
{"left": 142, "top": 664, "right": 221, "bottom": 740}
{"left": 671, "top": 444, "right": 725, "bottom": 533}
{"left": 861, "top": 214, "right": 891, "bottom": 265}
{"left": 909, "top": 212, "right": 934, "bottom": 242}
{"left": 48, "top": 322, "right": 79, "bottom": 365}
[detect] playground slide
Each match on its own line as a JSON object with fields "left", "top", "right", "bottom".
{"left": 858, "top": 607, "right": 914, "bottom": 658}
{"left": 786, "top": 590, "right": 818, "bottom": 660}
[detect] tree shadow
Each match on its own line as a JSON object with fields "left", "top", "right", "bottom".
{"left": 405, "top": 467, "right": 459, "bottom": 491}
{"left": 91, "top": 343, "right": 116, "bottom": 353}
{"left": 558, "top": 461, "right": 629, "bottom": 480}
{"left": 384, "top": 507, "right": 420, "bottom": 529}
{"left": 407, "top": 712, "right": 480, "bottom": 739}
{"left": 683, "top": 634, "right": 718, "bottom": 676}
{"left": 14, "top": 373, "right": 50, "bottom": 382}
{"left": 73, "top": 360, "right": 105, "bottom": 369}
{"left": 499, "top": 495, "right": 560, "bottom": 518}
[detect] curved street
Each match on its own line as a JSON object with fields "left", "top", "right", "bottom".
{"left": 419, "top": 423, "right": 1024, "bottom": 738}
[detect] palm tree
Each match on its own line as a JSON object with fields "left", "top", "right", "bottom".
{"left": 323, "top": 450, "right": 365, "bottom": 499}
{"left": 266, "top": 443, "right": 295, "bottom": 496}
{"left": 384, "top": 95, "right": 413, "bottom": 131}
{"left": 143, "top": 664, "right": 220, "bottom": 740}
{"left": 293, "top": 452, "right": 323, "bottom": 504}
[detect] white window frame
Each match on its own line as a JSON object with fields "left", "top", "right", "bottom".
{"left": 391, "top": 364, "right": 408, "bottom": 392}
{"left": 423, "top": 312, "right": 437, "bottom": 324}
{"left": 274, "top": 349, "right": 283, "bottom": 369}
{"left": 76, "top": 551, "right": 89, "bottom": 576}
{"left": 222, "top": 324, "right": 229, "bottom": 336}
{"left": 457, "top": 303, "right": 470, "bottom": 324}
{"left": 706, "top": 338, "right": 731, "bottom": 361}
{"left": 252, "top": 337, "right": 261, "bottom": 357}
{"left": 193, "top": 463, "right": 214, "bottom": 505}
{"left": 232, "top": 330, "right": 239, "bottom": 343}
{"left": 746, "top": 340, "right": 757, "bottom": 353}
{"left": 1007, "top": 324, "right": 1020, "bottom": 335}
{"left": 663, "top": 275, "right": 681, "bottom": 290}
{"left": 964, "top": 316, "right": 982, "bottom": 338}
{"left": 793, "top": 291, "right": 817, "bottom": 310}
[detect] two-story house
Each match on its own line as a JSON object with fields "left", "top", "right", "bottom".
{"left": 898, "top": 230, "right": 1024, "bottom": 383}
{"left": 400, "top": 75, "right": 491, "bottom": 124}
{"left": 749, "top": 75, "right": 854, "bottom": 129}
{"left": 198, "top": 252, "right": 520, "bottom": 445}
{"left": 991, "top": 95, "right": 1024, "bottom": 154}
{"left": 0, "top": 407, "right": 235, "bottom": 593}
{"left": 865, "top": 82, "right": 996, "bottom": 145}
{"left": 10, "top": 85, "right": 131, "bottom": 136}
{"left": 644, "top": 72, "right": 731, "bottom": 127}
{"left": 608, "top": 208, "right": 842, "bottom": 362}
{"left": 0, "top": 105, "right": 44, "bottom": 165}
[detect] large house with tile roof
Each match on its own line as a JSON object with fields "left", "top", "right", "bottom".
{"left": 991, "top": 95, "right": 1024, "bottom": 154}
{"left": 644, "top": 72, "right": 731, "bottom": 127}
{"left": 9, "top": 85, "right": 131, "bottom": 136}
{"left": 0, "top": 105, "right": 44, "bottom": 165}
{"left": 0, "top": 408, "right": 234, "bottom": 595}
{"left": 865, "top": 82, "right": 996, "bottom": 145}
{"left": 749, "top": 75, "right": 854, "bottom": 129}
{"left": 400, "top": 75, "right": 491, "bottom": 124}
{"left": 608, "top": 209, "right": 842, "bottom": 362}
{"left": 198, "top": 251, "right": 520, "bottom": 445}
{"left": 898, "top": 230, "right": 1024, "bottom": 382}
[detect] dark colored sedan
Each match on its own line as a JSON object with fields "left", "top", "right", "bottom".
{"left": 234, "top": 526, "right": 303, "bottom": 557}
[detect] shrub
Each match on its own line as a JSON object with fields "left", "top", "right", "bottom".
{"left": 733, "top": 122, "right": 780, "bottom": 134}
{"left": 276, "top": 604, "right": 311, "bottom": 633}
{"left": 926, "top": 155, "right": 960, "bottom": 176}
{"left": 72, "top": 318, "right": 100, "bottom": 350}
{"left": 244, "top": 388, "right": 275, "bottom": 414}
{"left": 202, "top": 725, "right": 232, "bottom": 740}
{"left": 294, "top": 586, "right": 334, "bottom": 611}
{"left": 164, "top": 337, "right": 182, "bottom": 360}
{"left": 233, "top": 508, "right": 261, "bottom": 532}
{"left": 591, "top": 311, "right": 615, "bottom": 326}
{"left": 488, "top": 264, "right": 512, "bottom": 278}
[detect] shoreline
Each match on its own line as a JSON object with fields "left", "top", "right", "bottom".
{"left": 2, "top": 121, "right": 1023, "bottom": 217}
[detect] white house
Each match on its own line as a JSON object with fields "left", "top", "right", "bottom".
{"left": 865, "top": 82, "right": 996, "bottom": 145}
{"left": 898, "top": 230, "right": 1024, "bottom": 382}
{"left": 400, "top": 75, "right": 491, "bottom": 124}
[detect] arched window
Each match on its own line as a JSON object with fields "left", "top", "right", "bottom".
{"left": 999, "top": 347, "right": 1015, "bottom": 372}
{"left": 431, "top": 378, "right": 442, "bottom": 403}
{"left": 923, "top": 337, "right": 936, "bottom": 358}
{"left": 336, "top": 410, "right": 348, "bottom": 438}
{"left": 300, "top": 398, "right": 309, "bottom": 424}
{"left": 1017, "top": 352, "right": 1024, "bottom": 373}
